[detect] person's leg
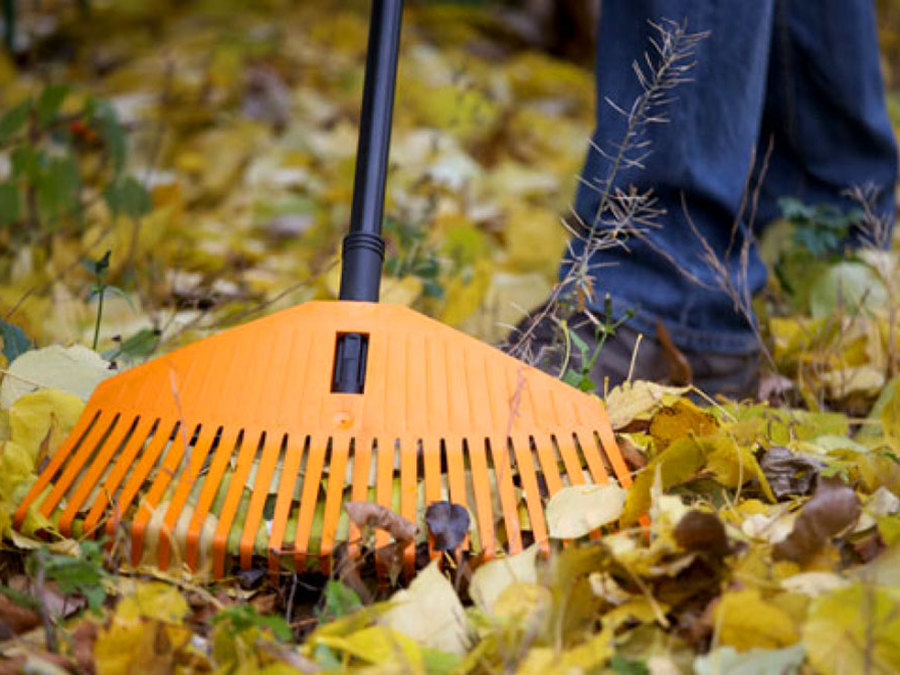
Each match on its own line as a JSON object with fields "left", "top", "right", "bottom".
{"left": 561, "top": 1, "right": 777, "bottom": 363}
{"left": 516, "top": 1, "right": 775, "bottom": 397}
{"left": 753, "top": 0, "right": 898, "bottom": 228}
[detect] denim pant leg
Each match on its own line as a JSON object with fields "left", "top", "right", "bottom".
{"left": 753, "top": 0, "right": 898, "bottom": 227}
{"left": 564, "top": 0, "right": 896, "bottom": 355}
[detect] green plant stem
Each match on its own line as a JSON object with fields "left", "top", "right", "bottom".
{"left": 92, "top": 287, "right": 104, "bottom": 350}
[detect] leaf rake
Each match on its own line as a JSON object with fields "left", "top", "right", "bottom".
{"left": 15, "top": 0, "right": 632, "bottom": 578}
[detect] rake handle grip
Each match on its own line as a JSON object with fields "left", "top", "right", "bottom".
{"left": 339, "top": 0, "right": 403, "bottom": 302}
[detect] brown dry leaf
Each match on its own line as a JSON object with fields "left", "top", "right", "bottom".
{"left": 0, "top": 592, "right": 40, "bottom": 637}
{"left": 673, "top": 510, "right": 730, "bottom": 558}
{"left": 773, "top": 479, "right": 861, "bottom": 564}
{"left": 344, "top": 501, "right": 417, "bottom": 544}
{"left": 760, "top": 446, "right": 823, "bottom": 500}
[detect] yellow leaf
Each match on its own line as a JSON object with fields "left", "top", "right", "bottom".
{"left": 381, "top": 559, "right": 472, "bottom": 655}
{"left": 8, "top": 389, "right": 84, "bottom": 463}
{"left": 648, "top": 399, "right": 718, "bottom": 450}
{"left": 439, "top": 259, "right": 492, "bottom": 327}
{"left": 604, "top": 380, "right": 691, "bottom": 430}
{"left": 804, "top": 584, "right": 900, "bottom": 675}
{"left": 714, "top": 588, "right": 799, "bottom": 651}
{"left": 882, "top": 383, "right": 900, "bottom": 454}
{"left": 622, "top": 437, "right": 705, "bottom": 526}
{"left": 316, "top": 626, "right": 424, "bottom": 669}
{"left": 469, "top": 545, "right": 539, "bottom": 615}
{"left": 518, "top": 628, "right": 614, "bottom": 674}
{"left": 503, "top": 205, "right": 568, "bottom": 279}
{"left": 1, "top": 346, "right": 109, "bottom": 408}
{"left": 702, "top": 435, "right": 775, "bottom": 501}
{"left": 95, "top": 619, "right": 193, "bottom": 675}
{"left": 115, "top": 581, "right": 190, "bottom": 625}
{"left": 546, "top": 483, "right": 626, "bottom": 538}
{"left": 492, "top": 582, "right": 552, "bottom": 634}
{"left": 0, "top": 440, "right": 33, "bottom": 497}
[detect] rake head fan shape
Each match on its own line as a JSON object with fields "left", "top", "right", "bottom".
{"left": 14, "top": 0, "right": 632, "bottom": 579}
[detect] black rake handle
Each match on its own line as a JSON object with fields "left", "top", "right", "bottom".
{"left": 338, "top": 0, "right": 403, "bottom": 302}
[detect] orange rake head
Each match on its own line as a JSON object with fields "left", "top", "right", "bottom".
{"left": 16, "top": 0, "right": 633, "bottom": 578}
{"left": 15, "top": 301, "right": 630, "bottom": 578}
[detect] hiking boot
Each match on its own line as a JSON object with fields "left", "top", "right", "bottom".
{"left": 505, "top": 306, "right": 760, "bottom": 400}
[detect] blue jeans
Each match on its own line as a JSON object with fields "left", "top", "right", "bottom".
{"left": 564, "top": 0, "right": 898, "bottom": 354}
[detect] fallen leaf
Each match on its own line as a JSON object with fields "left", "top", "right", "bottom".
{"left": 604, "top": 381, "right": 691, "bottom": 430}
{"left": 803, "top": 583, "right": 900, "bottom": 675}
{"left": 381, "top": 559, "right": 472, "bottom": 655}
{"left": 773, "top": 479, "right": 861, "bottom": 564}
{"left": 545, "top": 483, "right": 625, "bottom": 538}
{"left": 469, "top": 545, "right": 539, "bottom": 614}
{"left": 425, "top": 501, "right": 470, "bottom": 551}
{"left": 714, "top": 588, "right": 800, "bottom": 651}
{"left": 344, "top": 502, "right": 417, "bottom": 544}
{"left": 673, "top": 510, "right": 730, "bottom": 558}
{"left": 0, "top": 345, "right": 111, "bottom": 408}
{"left": 694, "top": 644, "right": 805, "bottom": 675}
{"left": 760, "top": 446, "right": 823, "bottom": 500}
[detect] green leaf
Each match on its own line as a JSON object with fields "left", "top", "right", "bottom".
{"left": 36, "top": 155, "right": 81, "bottom": 226}
{"left": 103, "top": 176, "right": 152, "bottom": 219}
{"left": 0, "top": 99, "right": 31, "bottom": 142}
{"left": 11, "top": 146, "right": 39, "bottom": 181}
{"left": 88, "top": 99, "right": 125, "bottom": 174}
{"left": 213, "top": 603, "right": 292, "bottom": 642}
{"left": 36, "top": 84, "right": 70, "bottom": 127}
{"left": 0, "top": 181, "right": 19, "bottom": 226}
{"left": 102, "top": 327, "right": 161, "bottom": 361}
{"left": 610, "top": 655, "right": 650, "bottom": 675}
{"left": 0, "top": 318, "right": 33, "bottom": 361}
{"left": 319, "top": 580, "right": 363, "bottom": 621}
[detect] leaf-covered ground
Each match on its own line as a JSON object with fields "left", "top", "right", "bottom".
{"left": 2, "top": 2, "right": 900, "bottom": 673}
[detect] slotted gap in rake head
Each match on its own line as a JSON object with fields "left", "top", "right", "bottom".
{"left": 461, "top": 437, "right": 486, "bottom": 559}
{"left": 260, "top": 433, "right": 293, "bottom": 574}
{"left": 302, "top": 437, "right": 334, "bottom": 568}
{"left": 43, "top": 409, "right": 102, "bottom": 488}
{"left": 104, "top": 419, "right": 179, "bottom": 541}
{"left": 549, "top": 434, "right": 572, "bottom": 488}
{"left": 271, "top": 435, "right": 309, "bottom": 576}
{"left": 482, "top": 436, "right": 507, "bottom": 550}
{"left": 52, "top": 413, "right": 122, "bottom": 521}
{"left": 592, "top": 431, "right": 616, "bottom": 482}
{"left": 63, "top": 415, "right": 143, "bottom": 536}
{"left": 88, "top": 417, "right": 162, "bottom": 534}
{"left": 528, "top": 435, "right": 551, "bottom": 500}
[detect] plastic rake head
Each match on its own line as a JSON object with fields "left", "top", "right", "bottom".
{"left": 15, "top": 301, "right": 631, "bottom": 578}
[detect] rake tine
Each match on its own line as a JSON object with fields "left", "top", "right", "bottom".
{"left": 185, "top": 429, "right": 241, "bottom": 572}
{"left": 130, "top": 423, "right": 196, "bottom": 566}
{"left": 47, "top": 412, "right": 120, "bottom": 529}
{"left": 157, "top": 425, "right": 220, "bottom": 570}
{"left": 59, "top": 415, "right": 141, "bottom": 535}
{"left": 293, "top": 435, "right": 328, "bottom": 572}
{"left": 212, "top": 429, "right": 261, "bottom": 578}
{"left": 106, "top": 420, "right": 176, "bottom": 540}
{"left": 262, "top": 434, "right": 299, "bottom": 578}
{"left": 533, "top": 433, "right": 564, "bottom": 495}
{"left": 347, "top": 435, "right": 373, "bottom": 561}
{"left": 576, "top": 430, "right": 611, "bottom": 486}
{"left": 399, "top": 436, "right": 418, "bottom": 577}
{"left": 319, "top": 433, "right": 351, "bottom": 575}
{"left": 466, "top": 438, "right": 495, "bottom": 558}
{"left": 556, "top": 434, "right": 587, "bottom": 486}
{"left": 489, "top": 435, "right": 522, "bottom": 554}
{"left": 510, "top": 434, "right": 549, "bottom": 553}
